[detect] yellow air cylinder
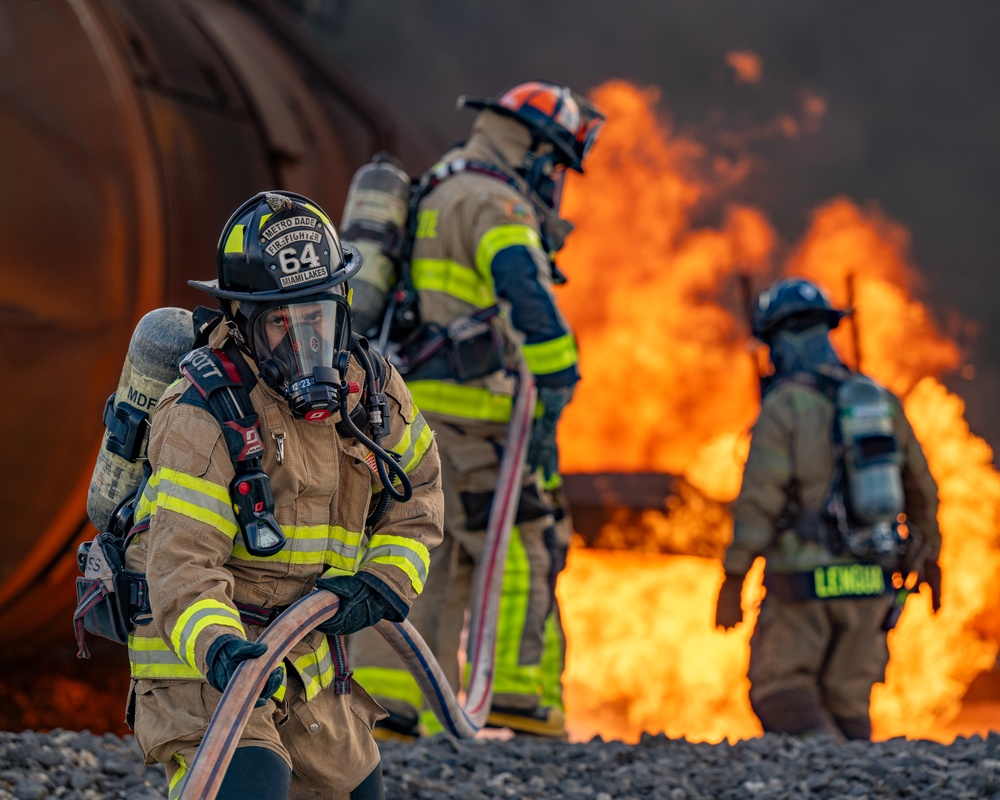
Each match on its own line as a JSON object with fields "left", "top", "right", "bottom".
{"left": 339, "top": 153, "right": 412, "bottom": 336}
{"left": 86, "top": 307, "right": 195, "bottom": 532}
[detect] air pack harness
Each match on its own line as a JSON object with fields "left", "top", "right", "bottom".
{"left": 762, "top": 369, "right": 915, "bottom": 605}
{"left": 74, "top": 319, "right": 391, "bottom": 658}
{"left": 378, "top": 158, "right": 543, "bottom": 380}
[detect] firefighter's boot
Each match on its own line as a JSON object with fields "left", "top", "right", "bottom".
{"left": 486, "top": 704, "right": 568, "bottom": 739}
{"left": 372, "top": 709, "right": 421, "bottom": 743}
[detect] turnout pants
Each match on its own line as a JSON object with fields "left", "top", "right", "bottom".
{"left": 747, "top": 593, "right": 895, "bottom": 740}
{"left": 350, "top": 415, "right": 554, "bottom": 728}
{"left": 131, "top": 667, "right": 384, "bottom": 799}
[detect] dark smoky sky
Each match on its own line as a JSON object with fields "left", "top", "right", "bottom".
{"left": 299, "top": 0, "right": 1000, "bottom": 460}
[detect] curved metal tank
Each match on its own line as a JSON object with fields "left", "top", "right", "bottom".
{"left": 0, "top": 0, "right": 395, "bottom": 650}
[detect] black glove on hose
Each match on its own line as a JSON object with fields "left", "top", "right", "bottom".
{"left": 205, "top": 634, "right": 283, "bottom": 708}
{"left": 715, "top": 574, "right": 745, "bottom": 630}
{"left": 921, "top": 557, "right": 942, "bottom": 613}
{"left": 527, "top": 385, "right": 575, "bottom": 473}
{"left": 315, "top": 573, "right": 405, "bottom": 637}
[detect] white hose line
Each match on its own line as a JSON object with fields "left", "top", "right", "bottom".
{"left": 181, "top": 368, "right": 536, "bottom": 799}
{"left": 461, "top": 363, "right": 536, "bottom": 722}
{"left": 179, "top": 591, "right": 342, "bottom": 800}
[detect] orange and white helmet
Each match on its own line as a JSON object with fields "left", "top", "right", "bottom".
{"left": 458, "top": 81, "right": 605, "bottom": 173}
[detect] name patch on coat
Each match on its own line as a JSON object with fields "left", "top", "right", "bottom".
{"left": 812, "top": 564, "right": 886, "bottom": 598}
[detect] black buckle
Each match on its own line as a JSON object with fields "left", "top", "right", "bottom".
{"left": 102, "top": 393, "right": 151, "bottom": 463}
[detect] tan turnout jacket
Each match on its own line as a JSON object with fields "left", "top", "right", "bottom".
{"left": 126, "top": 323, "right": 444, "bottom": 695}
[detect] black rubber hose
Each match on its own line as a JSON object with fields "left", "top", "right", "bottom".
{"left": 340, "top": 342, "right": 412, "bottom": 501}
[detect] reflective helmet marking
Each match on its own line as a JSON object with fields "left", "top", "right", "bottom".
{"left": 498, "top": 82, "right": 583, "bottom": 138}
{"left": 459, "top": 81, "right": 606, "bottom": 173}
{"left": 224, "top": 224, "right": 246, "bottom": 255}
{"left": 189, "top": 191, "right": 361, "bottom": 303}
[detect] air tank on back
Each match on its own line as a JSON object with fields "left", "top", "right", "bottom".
{"left": 0, "top": 0, "right": 396, "bottom": 650}
{"left": 87, "top": 308, "right": 195, "bottom": 533}
{"left": 339, "top": 153, "right": 412, "bottom": 337}
{"left": 837, "top": 374, "right": 906, "bottom": 524}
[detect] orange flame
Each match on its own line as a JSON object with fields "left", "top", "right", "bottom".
{"left": 555, "top": 80, "right": 1000, "bottom": 743}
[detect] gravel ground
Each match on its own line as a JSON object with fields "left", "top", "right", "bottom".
{"left": 2, "top": 728, "right": 1000, "bottom": 799}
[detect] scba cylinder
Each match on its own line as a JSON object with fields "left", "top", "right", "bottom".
{"left": 87, "top": 307, "right": 195, "bottom": 532}
{"left": 339, "top": 153, "right": 411, "bottom": 336}
{"left": 837, "top": 375, "right": 905, "bottom": 525}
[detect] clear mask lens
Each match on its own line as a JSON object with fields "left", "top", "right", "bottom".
{"left": 251, "top": 298, "right": 342, "bottom": 382}
{"left": 534, "top": 161, "right": 567, "bottom": 214}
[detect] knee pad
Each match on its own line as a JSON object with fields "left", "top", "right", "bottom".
{"left": 351, "top": 762, "right": 385, "bottom": 800}
{"left": 216, "top": 746, "right": 291, "bottom": 800}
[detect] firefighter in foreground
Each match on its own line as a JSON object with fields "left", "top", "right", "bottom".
{"left": 348, "top": 81, "right": 604, "bottom": 740}
{"left": 716, "top": 277, "right": 942, "bottom": 741}
{"left": 125, "top": 192, "right": 443, "bottom": 799}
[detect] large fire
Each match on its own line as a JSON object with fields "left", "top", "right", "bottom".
{"left": 554, "top": 80, "right": 1000, "bottom": 743}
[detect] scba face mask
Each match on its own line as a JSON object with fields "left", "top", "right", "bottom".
{"left": 248, "top": 293, "right": 353, "bottom": 421}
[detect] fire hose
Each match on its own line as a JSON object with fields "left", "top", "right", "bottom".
{"left": 180, "top": 366, "right": 537, "bottom": 800}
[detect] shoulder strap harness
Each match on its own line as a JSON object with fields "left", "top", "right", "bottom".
{"left": 379, "top": 159, "right": 522, "bottom": 350}
{"left": 178, "top": 343, "right": 286, "bottom": 557}
{"left": 766, "top": 370, "right": 851, "bottom": 553}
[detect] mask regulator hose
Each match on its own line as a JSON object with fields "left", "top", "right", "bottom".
{"left": 340, "top": 340, "right": 413, "bottom": 503}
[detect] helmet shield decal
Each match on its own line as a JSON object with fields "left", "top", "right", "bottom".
{"left": 189, "top": 191, "right": 364, "bottom": 302}
{"left": 258, "top": 207, "right": 332, "bottom": 292}
{"left": 250, "top": 297, "right": 347, "bottom": 384}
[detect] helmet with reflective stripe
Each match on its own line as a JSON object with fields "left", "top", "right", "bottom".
{"left": 190, "top": 191, "right": 363, "bottom": 302}
{"left": 752, "top": 277, "right": 849, "bottom": 340}
{"left": 458, "top": 81, "right": 605, "bottom": 172}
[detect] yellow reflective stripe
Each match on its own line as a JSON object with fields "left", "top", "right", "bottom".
{"left": 226, "top": 203, "right": 329, "bottom": 255}
{"left": 411, "top": 258, "right": 494, "bottom": 308}
{"left": 538, "top": 469, "right": 563, "bottom": 491}
{"left": 354, "top": 666, "right": 424, "bottom": 710}
{"left": 171, "top": 600, "right": 244, "bottom": 669}
{"left": 290, "top": 638, "right": 335, "bottom": 701}
{"left": 494, "top": 526, "right": 542, "bottom": 696}
{"left": 231, "top": 524, "right": 363, "bottom": 569}
{"left": 223, "top": 224, "right": 245, "bottom": 254}
{"left": 522, "top": 333, "right": 578, "bottom": 376}
{"left": 407, "top": 381, "right": 513, "bottom": 423}
{"left": 168, "top": 754, "right": 189, "bottom": 800}
{"left": 303, "top": 201, "right": 333, "bottom": 227}
{"left": 415, "top": 209, "right": 439, "bottom": 239}
{"left": 388, "top": 408, "right": 434, "bottom": 475}
{"left": 475, "top": 224, "right": 542, "bottom": 282}
{"left": 128, "top": 633, "right": 203, "bottom": 679}
{"left": 137, "top": 468, "right": 238, "bottom": 539}
{"left": 360, "top": 534, "right": 430, "bottom": 593}
{"left": 272, "top": 673, "right": 287, "bottom": 702}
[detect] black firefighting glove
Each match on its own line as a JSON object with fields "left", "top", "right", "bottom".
{"left": 205, "top": 634, "right": 283, "bottom": 708}
{"left": 715, "top": 574, "right": 745, "bottom": 630}
{"left": 527, "top": 385, "right": 575, "bottom": 474}
{"left": 921, "top": 557, "right": 942, "bottom": 613}
{"left": 315, "top": 572, "right": 406, "bottom": 637}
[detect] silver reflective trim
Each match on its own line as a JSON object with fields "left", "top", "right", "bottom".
{"left": 360, "top": 543, "right": 429, "bottom": 586}
{"left": 177, "top": 605, "right": 242, "bottom": 665}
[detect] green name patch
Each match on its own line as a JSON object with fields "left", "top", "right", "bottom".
{"left": 813, "top": 563, "right": 886, "bottom": 598}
